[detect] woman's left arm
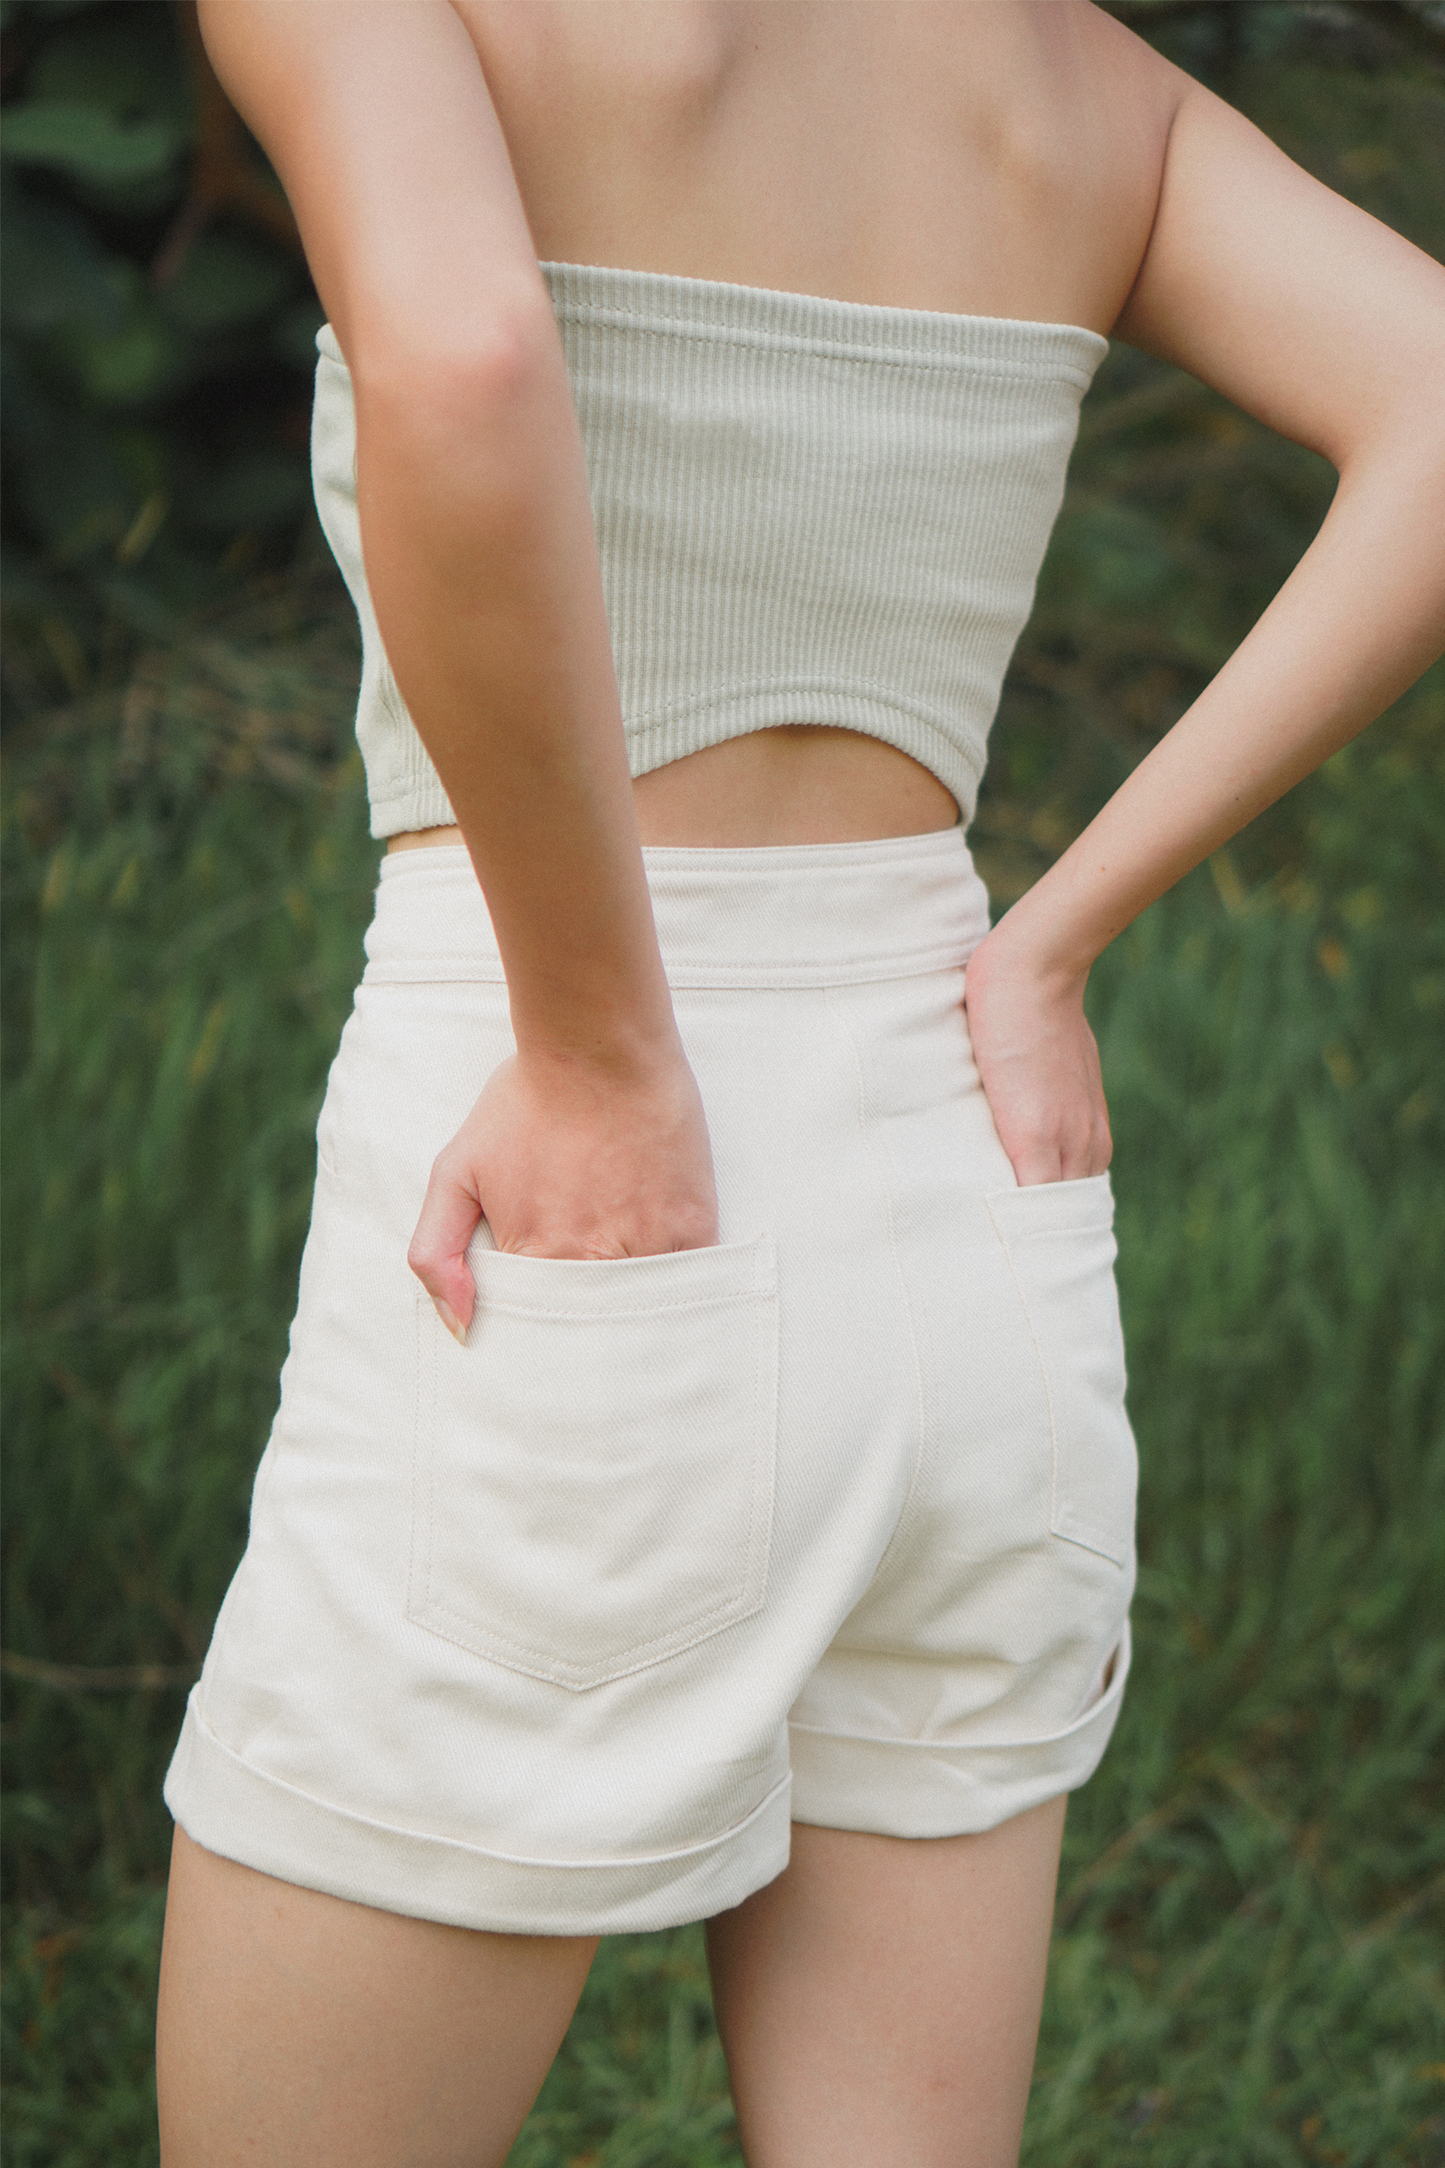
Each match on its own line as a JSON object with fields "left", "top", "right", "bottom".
{"left": 965, "top": 82, "right": 1445, "bottom": 1186}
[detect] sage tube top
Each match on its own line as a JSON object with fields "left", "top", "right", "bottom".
{"left": 310, "top": 262, "right": 1107, "bottom": 839}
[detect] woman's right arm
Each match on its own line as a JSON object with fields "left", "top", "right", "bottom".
{"left": 198, "top": 0, "right": 717, "bottom": 1328}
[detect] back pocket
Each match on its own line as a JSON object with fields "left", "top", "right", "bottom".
{"left": 986, "top": 1175, "right": 1136, "bottom": 1568}
{"left": 408, "top": 1235, "right": 778, "bottom": 1690}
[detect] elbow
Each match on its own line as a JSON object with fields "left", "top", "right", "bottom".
{"left": 415, "top": 289, "right": 561, "bottom": 422}
{"left": 351, "top": 282, "right": 563, "bottom": 505}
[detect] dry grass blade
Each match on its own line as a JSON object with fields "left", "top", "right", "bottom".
{"left": 1, "top": 1651, "right": 200, "bottom": 1694}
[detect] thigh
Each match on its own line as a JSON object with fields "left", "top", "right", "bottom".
{"left": 705, "top": 1797, "right": 1067, "bottom": 2168}
{"left": 156, "top": 1828, "right": 597, "bottom": 2168}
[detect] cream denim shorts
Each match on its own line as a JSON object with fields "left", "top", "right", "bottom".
{"left": 165, "top": 829, "right": 1135, "bottom": 1934}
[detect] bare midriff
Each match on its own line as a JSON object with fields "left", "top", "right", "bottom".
{"left": 385, "top": 726, "right": 959, "bottom": 853}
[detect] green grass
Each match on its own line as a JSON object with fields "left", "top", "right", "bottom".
{"left": 3, "top": 631, "right": 1443, "bottom": 2163}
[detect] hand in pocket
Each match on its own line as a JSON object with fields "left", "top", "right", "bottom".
{"left": 408, "top": 1042, "right": 719, "bottom": 1342}
{"left": 963, "top": 931, "right": 1111, "bottom": 1188}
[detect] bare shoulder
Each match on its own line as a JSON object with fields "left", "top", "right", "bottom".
{"left": 196, "top": 0, "right": 543, "bottom": 367}
{"left": 983, "top": 0, "right": 1193, "bottom": 331}
{"left": 856, "top": 0, "right": 1196, "bottom": 332}
{"left": 1115, "top": 62, "right": 1445, "bottom": 456}
{"left": 445, "top": 0, "right": 1199, "bottom": 330}
{"left": 1047, "top": 5, "right": 1445, "bottom": 459}
{"left": 1047, "top": 2, "right": 1192, "bottom": 220}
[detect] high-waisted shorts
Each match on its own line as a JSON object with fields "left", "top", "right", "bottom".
{"left": 165, "top": 828, "right": 1135, "bottom": 1935}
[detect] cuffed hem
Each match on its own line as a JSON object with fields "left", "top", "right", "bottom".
{"left": 787, "top": 1623, "right": 1130, "bottom": 1838}
{"left": 164, "top": 1700, "right": 792, "bottom": 1935}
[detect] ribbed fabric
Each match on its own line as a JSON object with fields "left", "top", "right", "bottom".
{"left": 310, "top": 264, "right": 1107, "bottom": 840}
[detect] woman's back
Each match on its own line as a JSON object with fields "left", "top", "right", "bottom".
{"left": 384, "top": 0, "right": 1185, "bottom": 844}
{"left": 160, "top": 11, "right": 1445, "bottom": 2161}
{"left": 456, "top": 0, "right": 1177, "bottom": 334}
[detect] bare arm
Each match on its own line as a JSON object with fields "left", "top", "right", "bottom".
{"left": 966, "top": 81, "right": 1445, "bottom": 1184}
{"left": 198, "top": 0, "right": 716, "bottom": 1316}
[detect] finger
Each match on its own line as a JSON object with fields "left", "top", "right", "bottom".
{"left": 406, "top": 1156, "right": 484, "bottom": 1340}
{"left": 1009, "top": 1142, "right": 1065, "bottom": 1187}
{"left": 1083, "top": 1124, "right": 1114, "bottom": 1179}
{"left": 1064, "top": 1099, "right": 1113, "bottom": 1180}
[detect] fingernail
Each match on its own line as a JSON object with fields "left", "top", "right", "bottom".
{"left": 433, "top": 1299, "right": 467, "bottom": 1346}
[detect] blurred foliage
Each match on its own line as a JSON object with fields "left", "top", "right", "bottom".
{"left": 4, "top": 659, "right": 1441, "bottom": 2167}
{"left": 1, "top": 575, "right": 374, "bottom": 1942}
{"left": 3, "top": 0, "right": 1444, "bottom": 2161}
{"left": 1, "top": 0, "right": 319, "bottom": 713}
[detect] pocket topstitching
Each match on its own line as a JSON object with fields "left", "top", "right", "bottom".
{"left": 408, "top": 1235, "right": 779, "bottom": 1691}
{"left": 986, "top": 1173, "right": 1137, "bottom": 1568}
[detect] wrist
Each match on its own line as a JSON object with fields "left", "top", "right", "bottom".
{"left": 511, "top": 1009, "right": 688, "bottom": 1095}
{"left": 969, "top": 909, "right": 1094, "bottom": 1002}
{"left": 504, "top": 924, "right": 682, "bottom": 1084}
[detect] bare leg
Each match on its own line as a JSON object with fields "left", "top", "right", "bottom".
{"left": 705, "top": 1797, "right": 1067, "bottom": 2168}
{"left": 156, "top": 1826, "right": 596, "bottom": 2168}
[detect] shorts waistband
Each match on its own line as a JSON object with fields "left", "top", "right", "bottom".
{"left": 366, "top": 829, "right": 991, "bottom": 989}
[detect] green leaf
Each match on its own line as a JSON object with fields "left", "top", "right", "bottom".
{"left": 25, "top": 3, "right": 194, "bottom": 132}
{"left": 44, "top": 262, "right": 188, "bottom": 408}
{"left": 159, "top": 232, "right": 298, "bottom": 336}
{"left": 0, "top": 186, "right": 122, "bottom": 337}
{"left": 1, "top": 99, "right": 182, "bottom": 183}
{"left": 63, "top": 312, "right": 185, "bottom": 406}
